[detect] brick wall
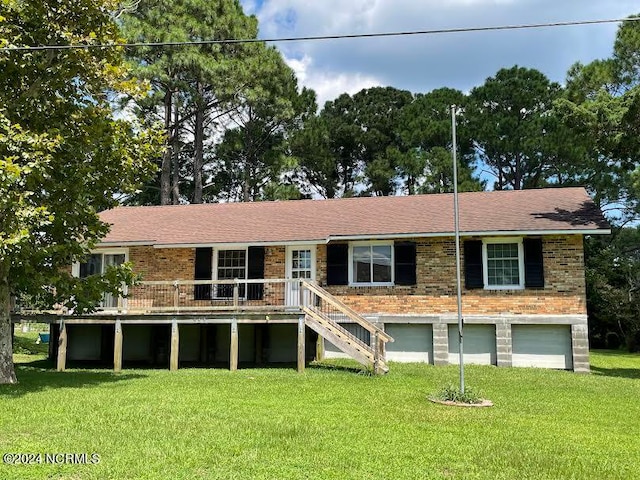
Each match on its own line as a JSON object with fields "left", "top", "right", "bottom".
{"left": 129, "top": 246, "right": 194, "bottom": 281}
{"left": 264, "top": 246, "right": 285, "bottom": 279}
{"left": 264, "top": 246, "right": 285, "bottom": 305}
{"left": 118, "top": 235, "right": 586, "bottom": 316}
{"left": 319, "top": 235, "right": 586, "bottom": 316}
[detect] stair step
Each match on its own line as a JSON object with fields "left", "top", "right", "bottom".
{"left": 300, "top": 293, "right": 390, "bottom": 374}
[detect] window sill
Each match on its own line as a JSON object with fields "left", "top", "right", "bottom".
{"left": 348, "top": 283, "right": 395, "bottom": 288}
{"left": 483, "top": 285, "right": 525, "bottom": 291}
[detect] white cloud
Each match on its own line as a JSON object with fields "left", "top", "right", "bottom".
{"left": 284, "top": 54, "right": 382, "bottom": 107}
{"left": 243, "top": 0, "right": 640, "bottom": 103}
{"left": 242, "top": 0, "right": 258, "bottom": 15}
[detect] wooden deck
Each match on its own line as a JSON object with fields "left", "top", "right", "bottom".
{"left": 11, "top": 279, "right": 393, "bottom": 374}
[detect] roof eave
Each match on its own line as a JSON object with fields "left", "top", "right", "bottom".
{"left": 326, "top": 228, "right": 611, "bottom": 242}
{"left": 97, "top": 228, "right": 610, "bottom": 249}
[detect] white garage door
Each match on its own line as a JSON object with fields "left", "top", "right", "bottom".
{"left": 512, "top": 325, "right": 573, "bottom": 370}
{"left": 448, "top": 324, "right": 496, "bottom": 365}
{"left": 385, "top": 324, "right": 433, "bottom": 363}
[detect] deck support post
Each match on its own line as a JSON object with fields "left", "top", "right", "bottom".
{"left": 233, "top": 281, "right": 239, "bottom": 308}
{"left": 297, "top": 315, "right": 305, "bottom": 373}
{"left": 170, "top": 320, "right": 179, "bottom": 371}
{"left": 315, "top": 333, "right": 324, "bottom": 361}
{"left": 230, "top": 318, "right": 238, "bottom": 371}
{"left": 57, "top": 319, "right": 67, "bottom": 372}
{"left": 114, "top": 318, "right": 123, "bottom": 372}
{"left": 373, "top": 331, "right": 380, "bottom": 374}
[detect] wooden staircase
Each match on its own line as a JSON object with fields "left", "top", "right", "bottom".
{"left": 300, "top": 281, "right": 394, "bottom": 374}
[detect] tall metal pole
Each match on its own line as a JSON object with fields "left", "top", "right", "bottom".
{"left": 451, "top": 105, "right": 465, "bottom": 394}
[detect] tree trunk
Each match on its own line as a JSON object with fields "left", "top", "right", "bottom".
{"left": 161, "top": 90, "right": 172, "bottom": 205}
{"left": 514, "top": 153, "right": 523, "bottom": 190}
{"left": 242, "top": 111, "right": 253, "bottom": 202}
{"left": 171, "top": 96, "right": 181, "bottom": 205}
{"left": 242, "top": 156, "right": 251, "bottom": 202}
{"left": 193, "top": 82, "right": 205, "bottom": 204}
{"left": 0, "top": 263, "right": 17, "bottom": 384}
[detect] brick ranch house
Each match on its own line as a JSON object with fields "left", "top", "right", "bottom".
{"left": 16, "top": 187, "right": 609, "bottom": 373}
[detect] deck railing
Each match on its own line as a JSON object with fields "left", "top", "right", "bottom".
{"left": 118, "top": 279, "right": 301, "bottom": 313}
{"left": 11, "top": 279, "right": 306, "bottom": 315}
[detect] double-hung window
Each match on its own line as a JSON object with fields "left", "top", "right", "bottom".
{"left": 215, "top": 249, "right": 247, "bottom": 298}
{"left": 350, "top": 242, "right": 393, "bottom": 285}
{"left": 483, "top": 239, "right": 524, "bottom": 289}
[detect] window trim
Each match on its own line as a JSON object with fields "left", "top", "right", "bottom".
{"left": 482, "top": 237, "right": 525, "bottom": 290}
{"left": 213, "top": 247, "right": 248, "bottom": 298}
{"left": 348, "top": 241, "right": 394, "bottom": 287}
{"left": 71, "top": 248, "right": 129, "bottom": 277}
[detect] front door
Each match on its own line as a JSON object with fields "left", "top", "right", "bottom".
{"left": 286, "top": 246, "right": 316, "bottom": 307}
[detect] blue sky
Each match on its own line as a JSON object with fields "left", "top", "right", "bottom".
{"left": 240, "top": 0, "right": 639, "bottom": 107}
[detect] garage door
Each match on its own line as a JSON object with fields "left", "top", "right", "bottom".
{"left": 512, "top": 325, "right": 573, "bottom": 369}
{"left": 385, "top": 324, "right": 433, "bottom": 363}
{"left": 448, "top": 324, "right": 496, "bottom": 365}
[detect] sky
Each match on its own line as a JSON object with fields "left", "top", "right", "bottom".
{"left": 240, "top": 0, "right": 640, "bottom": 108}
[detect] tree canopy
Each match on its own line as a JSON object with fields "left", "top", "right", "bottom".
{"left": 121, "top": 0, "right": 316, "bottom": 204}
{"left": 294, "top": 86, "right": 484, "bottom": 197}
{"left": 0, "top": 0, "right": 161, "bottom": 383}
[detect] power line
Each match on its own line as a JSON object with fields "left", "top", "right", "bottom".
{"left": 2, "top": 16, "right": 639, "bottom": 53}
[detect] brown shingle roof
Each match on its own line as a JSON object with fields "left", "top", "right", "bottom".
{"left": 99, "top": 187, "right": 609, "bottom": 246}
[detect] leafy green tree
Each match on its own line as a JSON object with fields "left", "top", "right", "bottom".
{"left": 121, "top": 0, "right": 259, "bottom": 205}
{"left": 556, "top": 16, "right": 640, "bottom": 221}
{"left": 294, "top": 87, "right": 412, "bottom": 197}
{"left": 290, "top": 115, "right": 338, "bottom": 198}
{"left": 0, "top": 0, "right": 160, "bottom": 383}
{"left": 206, "top": 47, "right": 316, "bottom": 202}
{"left": 555, "top": 16, "right": 640, "bottom": 349}
{"left": 396, "top": 88, "right": 484, "bottom": 194}
{"left": 468, "top": 66, "right": 576, "bottom": 190}
{"left": 586, "top": 228, "right": 640, "bottom": 352}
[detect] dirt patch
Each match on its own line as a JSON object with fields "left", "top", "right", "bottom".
{"left": 428, "top": 398, "right": 494, "bottom": 408}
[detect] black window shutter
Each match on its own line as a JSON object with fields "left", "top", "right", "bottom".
{"left": 247, "top": 246, "right": 265, "bottom": 300}
{"left": 394, "top": 242, "right": 417, "bottom": 286}
{"left": 194, "top": 248, "right": 213, "bottom": 300}
{"left": 464, "top": 240, "right": 484, "bottom": 289}
{"left": 524, "top": 238, "right": 544, "bottom": 288}
{"left": 327, "top": 244, "right": 348, "bottom": 286}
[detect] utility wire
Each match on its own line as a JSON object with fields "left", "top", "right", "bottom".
{"left": 2, "top": 16, "right": 640, "bottom": 52}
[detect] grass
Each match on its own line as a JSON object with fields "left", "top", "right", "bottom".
{"left": 1, "top": 337, "right": 639, "bottom": 480}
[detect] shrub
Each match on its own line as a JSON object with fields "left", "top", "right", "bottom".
{"left": 432, "top": 384, "right": 483, "bottom": 404}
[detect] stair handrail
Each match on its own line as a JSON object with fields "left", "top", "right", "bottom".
{"left": 300, "top": 280, "right": 393, "bottom": 343}
{"left": 302, "top": 304, "right": 389, "bottom": 374}
{"left": 302, "top": 305, "right": 372, "bottom": 351}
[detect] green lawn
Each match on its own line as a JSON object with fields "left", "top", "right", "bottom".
{"left": 1, "top": 335, "right": 639, "bottom": 480}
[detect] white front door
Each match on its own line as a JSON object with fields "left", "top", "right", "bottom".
{"left": 286, "top": 246, "right": 316, "bottom": 306}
